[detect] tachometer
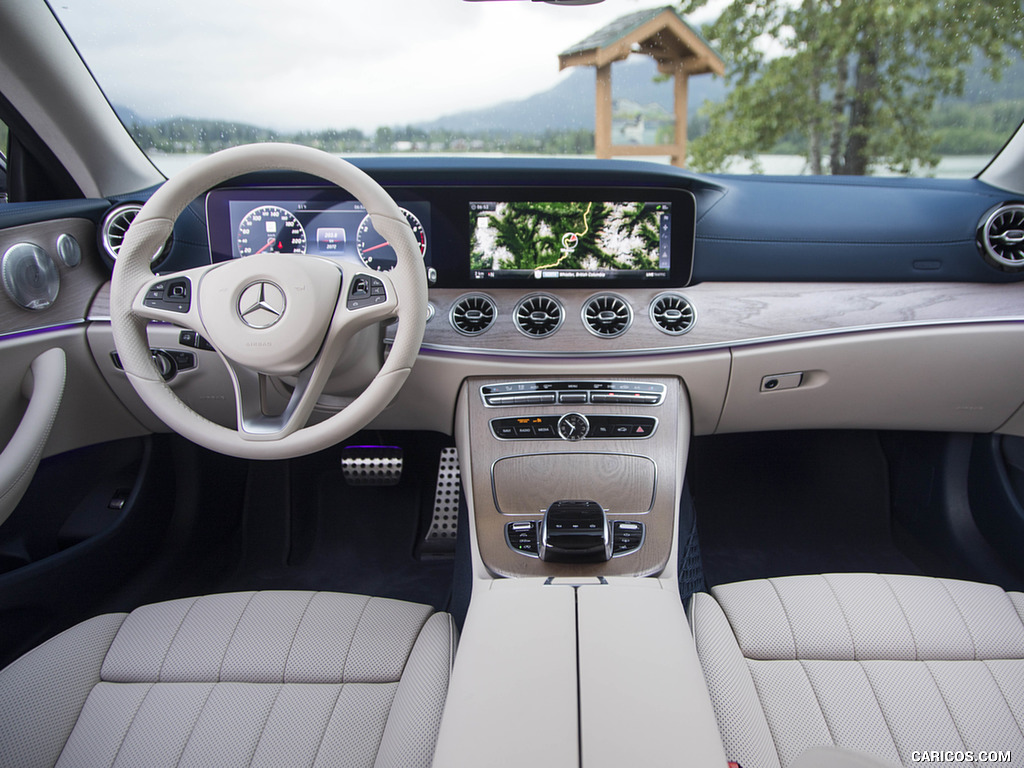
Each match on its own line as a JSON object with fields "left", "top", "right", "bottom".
{"left": 355, "top": 208, "right": 426, "bottom": 271}
{"left": 237, "top": 205, "right": 307, "bottom": 256}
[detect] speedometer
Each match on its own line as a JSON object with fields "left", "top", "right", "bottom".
{"left": 355, "top": 208, "right": 426, "bottom": 271}
{"left": 237, "top": 205, "right": 307, "bottom": 256}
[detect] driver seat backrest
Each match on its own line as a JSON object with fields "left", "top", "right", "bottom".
{"left": 0, "top": 591, "right": 454, "bottom": 768}
{"left": 690, "top": 573, "right": 1024, "bottom": 768}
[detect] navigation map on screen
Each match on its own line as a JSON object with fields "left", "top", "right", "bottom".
{"left": 470, "top": 200, "right": 671, "bottom": 281}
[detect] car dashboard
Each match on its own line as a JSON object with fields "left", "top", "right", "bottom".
{"left": 72, "top": 158, "right": 1024, "bottom": 439}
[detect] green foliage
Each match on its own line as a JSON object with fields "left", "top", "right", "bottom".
{"left": 0, "top": 121, "right": 8, "bottom": 157}
{"left": 125, "top": 117, "right": 595, "bottom": 158}
{"left": 128, "top": 117, "right": 279, "bottom": 153}
{"left": 678, "top": 0, "right": 1024, "bottom": 175}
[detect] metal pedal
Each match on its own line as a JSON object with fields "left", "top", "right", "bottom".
{"left": 421, "top": 447, "right": 460, "bottom": 555}
{"left": 341, "top": 445, "right": 403, "bottom": 486}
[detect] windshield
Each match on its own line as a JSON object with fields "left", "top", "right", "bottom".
{"left": 50, "top": 0, "right": 1024, "bottom": 179}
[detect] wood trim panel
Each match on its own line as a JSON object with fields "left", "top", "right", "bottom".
{"left": 395, "top": 282, "right": 1024, "bottom": 356}
{"left": 0, "top": 219, "right": 108, "bottom": 335}
{"left": 459, "top": 375, "right": 687, "bottom": 579}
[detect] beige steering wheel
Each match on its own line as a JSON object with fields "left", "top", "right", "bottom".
{"left": 110, "top": 143, "right": 427, "bottom": 459}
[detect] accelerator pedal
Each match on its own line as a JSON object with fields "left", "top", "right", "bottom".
{"left": 341, "top": 445, "right": 403, "bottom": 486}
{"left": 421, "top": 447, "right": 460, "bottom": 556}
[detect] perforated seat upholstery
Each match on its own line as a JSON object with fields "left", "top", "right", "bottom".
{"left": 691, "top": 574, "right": 1024, "bottom": 768}
{"left": 0, "top": 591, "right": 455, "bottom": 768}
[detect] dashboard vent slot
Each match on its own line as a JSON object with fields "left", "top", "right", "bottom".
{"left": 449, "top": 294, "right": 496, "bottom": 336}
{"left": 514, "top": 294, "right": 563, "bottom": 338}
{"left": 581, "top": 294, "right": 632, "bottom": 338}
{"left": 978, "top": 203, "right": 1024, "bottom": 272}
{"left": 649, "top": 293, "right": 696, "bottom": 335}
{"left": 101, "top": 203, "right": 168, "bottom": 265}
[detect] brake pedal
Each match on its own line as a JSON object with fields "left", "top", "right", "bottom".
{"left": 422, "top": 447, "right": 460, "bottom": 555}
{"left": 341, "top": 445, "right": 403, "bottom": 486}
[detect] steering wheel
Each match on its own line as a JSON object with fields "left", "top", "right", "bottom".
{"left": 109, "top": 143, "right": 427, "bottom": 459}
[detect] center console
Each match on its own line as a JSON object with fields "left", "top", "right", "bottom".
{"left": 459, "top": 375, "right": 688, "bottom": 579}
{"left": 436, "top": 373, "right": 726, "bottom": 767}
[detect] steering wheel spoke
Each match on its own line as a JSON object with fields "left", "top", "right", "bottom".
{"left": 130, "top": 264, "right": 216, "bottom": 332}
{"left": 340, "top": 269, "right": 399, "bottom": 324}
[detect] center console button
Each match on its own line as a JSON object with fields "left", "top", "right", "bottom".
{"left": 506, "top": 521, "right": 540, "bottom": 556}
{"left": 558, "top": 392, "right": 588, "bottom": 404}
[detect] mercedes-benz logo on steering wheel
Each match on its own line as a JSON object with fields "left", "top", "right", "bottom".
{"left": 238, "top": 281, "right": 286, "bottom": 329}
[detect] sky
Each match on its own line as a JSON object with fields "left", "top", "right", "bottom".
{"left": 52, "top": 0, "right": 722, "bottom": 134}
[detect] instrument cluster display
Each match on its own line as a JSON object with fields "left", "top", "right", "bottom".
{"left": 210, "top": 189, "right": 430, "bottom": 273}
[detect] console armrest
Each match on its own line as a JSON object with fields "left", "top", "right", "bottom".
{"left": 577, "top": 581, "right": 728, "bottom": 767}
{"left": 433, "top": 580, "right": 579, "bottom": 768}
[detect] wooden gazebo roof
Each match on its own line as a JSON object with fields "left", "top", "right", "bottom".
{"left": 559, "top": 6, "right": 722, "bottom": 76}
{"left": 558, "top": 6, "right": 724, "bottom": 167}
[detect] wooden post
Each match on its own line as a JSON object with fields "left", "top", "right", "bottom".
{"left": 672, "top": 62, "right": 689, "bottom": 168}
{"left": 595, "top": 63, "right": 612, "bottom": 160}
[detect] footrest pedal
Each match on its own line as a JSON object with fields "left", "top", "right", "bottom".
{"left": 341, "top": 446, "right": 403, "bottom": 486}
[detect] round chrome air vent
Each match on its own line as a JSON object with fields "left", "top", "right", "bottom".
{"left": 513, "top": 293, "right": 564, "bottom": 338}
{"left": 100, "top": 203, "right": 169, "bottom": 265}
{"left": 977, "top": 203, "right": 1024, "bottom": 272}
{"left": 581, "top": 293, "right": 632, "bottom": 338}
{"left": 449, "top": 293, "right": 497, "bottom": 336}
{"left": 649, "top": 292, "right": 696, "bottom": 335}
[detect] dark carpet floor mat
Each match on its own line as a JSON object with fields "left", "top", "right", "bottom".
{"left": 185, "top": 435, "right": 455, "bottom": 613}
{"left": 688, "top": 431, "right": 923, "bottom": 588}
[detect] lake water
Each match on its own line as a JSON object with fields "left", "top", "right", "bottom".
{"left": 150, "top": 151, "right": 991, "bottom": 180}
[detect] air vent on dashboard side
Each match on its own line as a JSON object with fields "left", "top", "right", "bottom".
{"left": 514, "top": 294, "right": 563, "bottom": 338}
{"left": 581, "top": 294, "right": 632, "bottom": 338}
{"left": 649, "top": 293, "right": 696, "bottom": 335}
{"left": 449, "top": 294, "right": 497, "bottom": 336}
{"left": 978, "top": 203, "right": 1024, "bottom": 272}
{"left": 101, "top": 203, "right": 169, "bottom": 265}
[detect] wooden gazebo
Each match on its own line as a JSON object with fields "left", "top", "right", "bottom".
{"left": 559, "top": 6, "right": 724, "bottom": 167}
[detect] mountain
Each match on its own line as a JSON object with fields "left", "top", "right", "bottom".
{"left": 418, "top": 56, "right": 727, "bottom": 135}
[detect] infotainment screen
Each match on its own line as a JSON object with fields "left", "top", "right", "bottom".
{"left": 469, "top": 201, "right": 670, "bottom": 283}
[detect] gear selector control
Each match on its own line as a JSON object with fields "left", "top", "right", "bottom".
{"left": 539, "top": 500, "right": 611, "bottom": 563}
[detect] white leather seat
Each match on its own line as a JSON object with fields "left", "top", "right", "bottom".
{"left": 691, "top": 574, "right": 1024, "bottom": 768}
{"left": 0, "top": 591, "right": 454, "bottom": 768}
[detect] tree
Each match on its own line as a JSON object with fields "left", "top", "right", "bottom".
{"left": 678, "top": 0, "right": 1024, "bottom": 174}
